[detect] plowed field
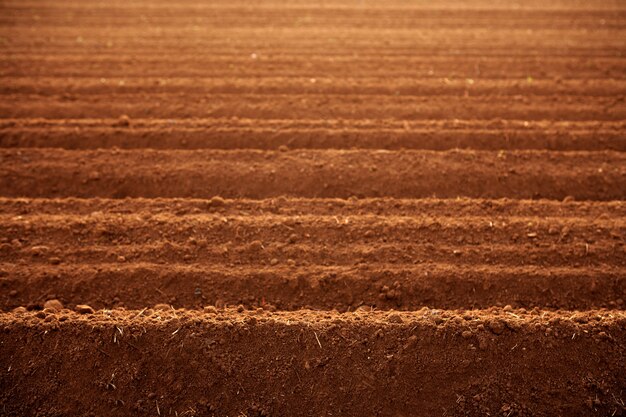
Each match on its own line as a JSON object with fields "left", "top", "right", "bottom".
{"left": 0, "top": 0, "right": 625, "bottom": 416}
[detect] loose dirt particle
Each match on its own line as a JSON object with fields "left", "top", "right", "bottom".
{"left": 75, "top": 305, "right": 95, "bottom": 314}
{"left": 461, "top": 330, "right": 473, "bottom": 339}
{"left": 29, "top": 246, "right": 50, "bottom": 256}
{"left": 43, "top": 299, "right": 63, "bottom": 312}
{"left": 487, "top": 319, "right": 506, "bottom": 335}
{"left": 153, "top": 304, "right": 170, "bottom": 311}
{"left": 115, "top": 115, "right": 131, "bottom": 127}
{"left": 387, "top": 313, "right": 403, "bottom": 324}
{"left": 49, "top": 257, "right": 62, "bottom": 265}
{"left": 249, "top": 240, "right": 263, "bottom": 251}
{"left": 208, "top": 196, "right": 226, "bottom": 207}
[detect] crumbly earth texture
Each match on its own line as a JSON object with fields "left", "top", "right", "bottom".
{"left": 0, "top": 0, "right": 625, "bottom": 416}
{"left": 1, "top": 308, "right": 625, "bottom": 417}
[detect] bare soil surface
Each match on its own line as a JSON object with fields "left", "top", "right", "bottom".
{"left": 1, "top": 308, "right": 625, "bottom": 417}
{"left": 0, "top": 198, "right": 624, "bottom": 311}
{"left": 1, "top": 149, "right": 625, "bottom": 200}
{"left": 0, "top": 0, "right": 625, "bottom": 416}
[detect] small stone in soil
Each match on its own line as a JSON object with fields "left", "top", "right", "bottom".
{"left": 387, "top": 313, "right": 403, "bottom": 324}
{"left": 204, "top": 306, "right": 217, "bottom": 314}
{"left": 30, "top": 245, "right": 50, "bottom": 256}
{"left": 43, "top": 299, "right": 64, "bottom": 312}
{"left": 488, "top": 319, "right": 506, "bottom": 335}
{"left": 75, "top": 304, "right": 95, "bottom": 314}
{"left": 208, "top": 196, "right": 226, "bottom": 207}
{"left": 115, "top": 114, "right": 131, "bottom": 127}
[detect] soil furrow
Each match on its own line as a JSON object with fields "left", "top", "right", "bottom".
{"left": 2, "top": 242, "right": 623, "bottom": 269}
{"left": 2, "top": 57, "right": 624, "bottom": 80}
{"left": 1, "top": 211, "right": 622, "bottom": 241}
{"left": 2, "top": 127, "right": 624, "bottom": 151}
{"left": 1, "top": 149, "right": 624, "bottom": 200}
{"left": 2, "top": 118, "right": 625, "bottom": 151}
{"left": 1, "top": 263, "right": 624, "bottom": 311}
{"left": 3, "top": 78, "right": 624, "bottom": 97}
{"left": 0, "top": 197, "right": 622, "bottom": 217}
{"left": 2, "top": 94, "right": 623, "bottom": 121}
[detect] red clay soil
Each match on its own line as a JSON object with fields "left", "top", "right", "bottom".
{"left": 3, "top": 119, "right": 625, "bottom": 151}
{"left": 1, "top": 149, "right": 625, "bottom": 200}
{"left": 1, "top": 308, "right": 625, "bottom": 417}
{"left": 0, "top": 198, "right": 624, "bottom": 311}
{"left": 1, "top": 0, "right": 625, "bottom": 415}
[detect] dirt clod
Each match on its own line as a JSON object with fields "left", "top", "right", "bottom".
{"left": 43, "top": 299, "right": 64, "bottom": 312}
{"left": 387, "top": 313, "right": 403, "bottom": 324}
{"left": 208, "top": 196, "right": 226, "bottom": 207}
{"left": 75, "top": 305, "right": 95, "bottom": 314}
{"left": 115, "top": 115, "right": 131, "bottom": 127}
{"left": 488, "top": 319, "right": 506, "bottom": 335}
{"left": 30, "top": 246, "right": 50, "bottom": 256}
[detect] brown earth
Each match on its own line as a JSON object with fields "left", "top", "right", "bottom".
{"left": 1, "top": 308, "right": 625, "bottom": 417}
{"left": 1, "top": 149, "right": 625, "bottom": 200}
{"left": 0, "top": 0, "right": 625, "bottom": 416}
{"left": 0, "top": 198, "right": 624, "bottom": 311}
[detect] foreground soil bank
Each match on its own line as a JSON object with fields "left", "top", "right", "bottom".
{"left": 0, "top": 308, "right": 624, "bottom": 417}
